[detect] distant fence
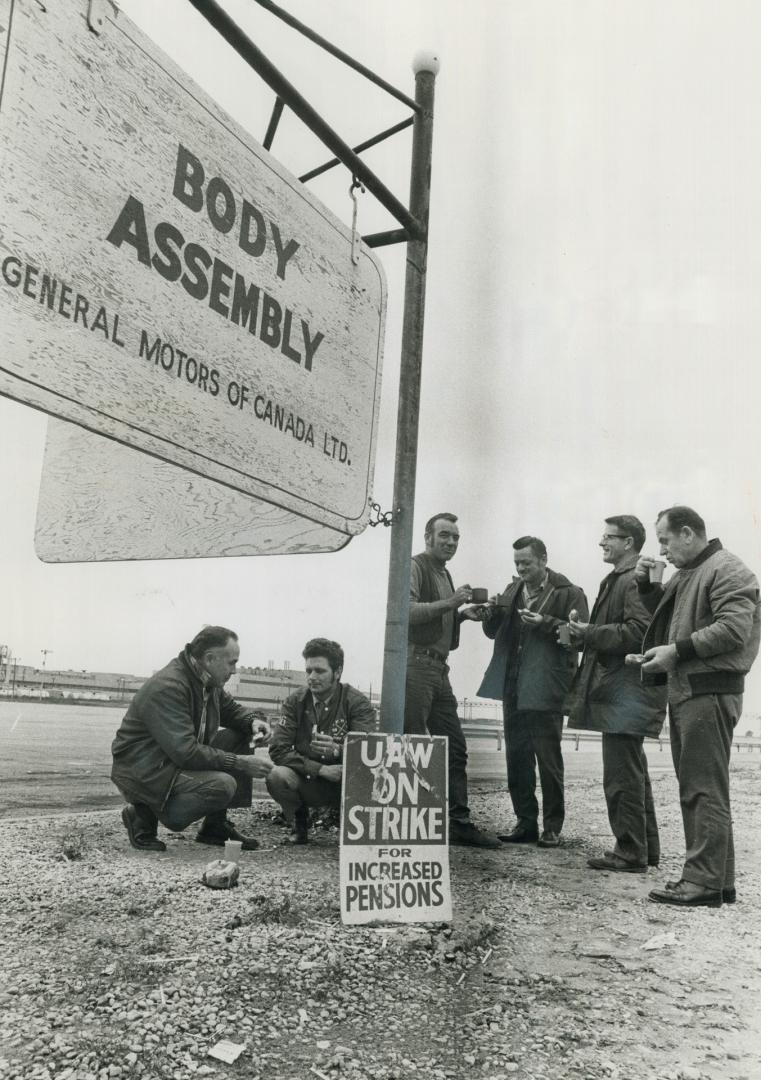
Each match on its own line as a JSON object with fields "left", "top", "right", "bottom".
{"left": 460, "top": 716, "right": 761, "bottom": 755}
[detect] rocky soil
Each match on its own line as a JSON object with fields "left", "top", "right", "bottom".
{"left": 1, "top": 761, "right": 760, "bottom": 1080}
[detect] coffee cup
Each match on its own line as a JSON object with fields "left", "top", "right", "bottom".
{"left": 557, "top": 624, "right": 571, "bottom": 646}
{"left": 470, "top": 587, "right": 489, "bottom": 604}
{"left": 649, "top": 560, "right": 667, "bottom": 584}
{"left": 224, "top": 839, "right": 243, "bottom": 863}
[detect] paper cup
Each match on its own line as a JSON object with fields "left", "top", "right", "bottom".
{"left": 649, "top": 560, "right": 667, "bottom": 584}
{"left": 224, "top": 839, "right": 243, "bottom": 862}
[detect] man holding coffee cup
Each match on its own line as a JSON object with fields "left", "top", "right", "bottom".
{"left": 477, "top": 536, "right": 587, "bottom": 848}
{"left": 112, "top": 626, "right": 272, "bottom": 853}
{"left": 566, "top": 516, "right": 667, "bottom": 873}
{"left": 636, "top": 506, "right": 761, "bottom": 908}
{"left": 404, "top": 512, "right": 500, "bottom": 848}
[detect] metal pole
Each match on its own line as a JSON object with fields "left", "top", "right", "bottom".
{"left": 379, "top": 55, "right": 439, "bottom": 734}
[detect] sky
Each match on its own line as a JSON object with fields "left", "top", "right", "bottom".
{"left": 3, "top": 0, "right": 761, "bottom": 730}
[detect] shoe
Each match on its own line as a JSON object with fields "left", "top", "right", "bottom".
{"left": 195, "top": 817, "right": 259, "bottom": 851}
{"left": 649, "top": 880, "right": 722, "bottom": 907}
{"left": 665, "top": 879, "right": 736, "bottom": 904}
{"left": 284, "top": 811, "right": 309, "bottom": 846}
{"left": 450, "top": 821, "right": 501, "bottom": 849}
{"left": 121, "top": 805, "right": 166, "bottom": 852}
{"left": 587, "top": 854, "right": 646, "bottom": 873}
{"left": 497, "top": 827, "right": 539, "bottom": 844}
{"left": 537, "top": 830, "right": 561, "bottom": 848}
{"left": 648, "top": 856, "right": 660, "bottom": 867}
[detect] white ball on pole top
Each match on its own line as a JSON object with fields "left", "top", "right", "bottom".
{"left": 412, "top": 50, "right": 441, "bottom": 76}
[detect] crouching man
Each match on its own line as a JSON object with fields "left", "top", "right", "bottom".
{"left": 266, "top": 638, "right": 377, "bottom": 844}
{"left": 111, "top": 626, "right": 272, "bottom": 852}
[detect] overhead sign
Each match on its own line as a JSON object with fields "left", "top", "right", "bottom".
{"left": 0, "top": 0, "right": 386, "bottom": 536}
{"left": 34, "top": 420, "right": 351, "bottom": 562}
{"left": 340, "top": 733, "right": 452, "bottom": 925}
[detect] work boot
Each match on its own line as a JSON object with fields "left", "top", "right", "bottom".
{"left": 649, "top": 880, "right": 722, "bottom": 908}
{"left": 195, "top": 814, "right": 259, "bottom": 851}
{"left": 497, "top": 825, "right": 539, "bottom": 844}
{"left": 121, "top": 804, "right": 166, "bottom": 852}
{"left": 450, "top": 820, "right": 501, "bottom": 848}
{"left": 665, "top": 878, "right": 736, "bottom": 904}
{"left": 284, "top": 808, "right": 309, "bottom": 846}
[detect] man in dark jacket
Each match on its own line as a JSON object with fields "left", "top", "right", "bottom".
{"left": 111, "top": 626, "right": 272, "bottom": 852}
{"left": 637, "top": 506, "right": 761, "bottom": 908}
{"left": 404, "top": 512, "right": 500, "bottom": 848}
{"left": 477, "top": 536, "right": 588, "bottom": 847}
{"left": 267, "top": 638, "right": 377, "bottom": 845}
{"left": 566, "top": 516, "right": 667, "bottom": 872}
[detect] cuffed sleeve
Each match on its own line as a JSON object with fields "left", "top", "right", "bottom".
{"left": 675, "top": 637, "right": 698, "bottom": 661}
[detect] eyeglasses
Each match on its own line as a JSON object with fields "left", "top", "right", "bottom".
{"left": 601, "top": 533, "right": 630, "bottom": 542}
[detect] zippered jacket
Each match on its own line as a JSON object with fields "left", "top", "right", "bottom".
{"left": 640, "top": 540, "right": 761, "bottom": 705}
{"left": 111, "top": 647, "right": 256, "bottom": 810}
{"left": 269, "top": 683, "right": 377, "bottom": 777}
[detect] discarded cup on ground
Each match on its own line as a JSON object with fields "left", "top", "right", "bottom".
{"left": 224, "top": 839, "right": 243, "bottom": 862}
{"left": 470, "top": 587, "right": 489, "bottom": 604}
{"left": 649, "top": 560, "right": 667, "bottom": 584}
{"left": 557, "top": 624, "right": 572, "bottom": 646}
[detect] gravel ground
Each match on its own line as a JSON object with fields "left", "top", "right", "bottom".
{"left": 1, "top": 760, "right": 760, "bottom": 1080}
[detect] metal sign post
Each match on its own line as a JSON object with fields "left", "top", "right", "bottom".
{"left": 379, "top": 58, "right": 438, "bottom": 734}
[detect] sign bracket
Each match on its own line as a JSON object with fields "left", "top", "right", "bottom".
{"left": 187, "top": 0, "right": 425, "bottom": 241}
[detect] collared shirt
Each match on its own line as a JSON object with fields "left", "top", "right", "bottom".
{"left": 308, "top": 690, "right": 335, "bottom": 729}
{"left": 521, "top": 573, "right": 549, "bottom": 607}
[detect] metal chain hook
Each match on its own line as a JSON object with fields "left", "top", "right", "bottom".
{"left": 368, "top": 502, "right": 395, "bottom": 528}
{"left": 349, "top": 175, "right": 365, "bottom": 266}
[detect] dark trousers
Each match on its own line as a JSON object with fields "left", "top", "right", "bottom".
{"left": 404, "top": 656, "right": 470, "bottom": 822}
{"left": 602, "top": 732, "right": 659, "bottom": 866}
{"left": 158, "top": 727, "right": 254, "bottom": 833}
{"left": 503, "top": 706, "right": 564, "bottom": 834}
{"left": 266, "top": 765, "right": 342, "bottom": 822}
{"left": 669, "top": 693, "right": 740, "bottom": 890}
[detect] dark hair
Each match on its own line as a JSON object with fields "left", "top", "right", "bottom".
{"left": 424, "top": 512, "right": 458, "bottom": 538}
{"left": 605, "top": 515, "right": 646, "bottom": 552}
{"left": 656, "top": 505, "right": 707, "bottom": 539}
{"left": 188, "top": 626, "right": 238, "bottom": 659}
{"left": 513, "top": 535, "right": 547, "bottom": 559}
{"left": 303, "top": 637, "right": 344, "bottom": 674}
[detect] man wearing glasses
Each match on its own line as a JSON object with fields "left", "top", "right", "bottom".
{"left": 566, "top": 517, "right": 667, "bottom": 872}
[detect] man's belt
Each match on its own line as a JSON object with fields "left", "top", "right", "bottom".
{"left": 410, "top": 647, "right": 448, "bottom": 663}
